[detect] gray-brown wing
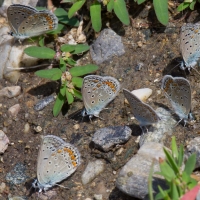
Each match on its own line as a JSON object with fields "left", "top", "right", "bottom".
{"left": 7, "top": 4, "right": 37, "bottom": 34}
{"left": 17, "top": 10, "right": 58, "bottom": 37}
{"left": 161, "top": 75, "right": 191, "bottom": 119}
{"left": 82, "top": 75, "right": 120, "bottom": 116}
{"left": 123, "top": 89, "right": 160, "bottom": 126}
{"left": 180, "top": 23, "right": 200, "bottom": 66}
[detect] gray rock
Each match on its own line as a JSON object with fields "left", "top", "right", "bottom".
{"left": 90, "top": 29, "right": 125, "bottom": 64}
{"left": 116, "top": 142, "right": 168, "bottom": 199}
{"left": 81, "top": 160, "right": 105, "bottom": 185}
{"left": 186, "top": 137, "right": 200, "bottom": 168}
{"left": 34, "top": 95, "right": 55, "bottom": 111}
{"left": 6, "top": 163, "right": 29, "bottom": 185}
{"left": 139, "top": 107, "right": 176, "bottom": 147}
{"left": 92, "top": 126, "right": 132, "bottom": 152}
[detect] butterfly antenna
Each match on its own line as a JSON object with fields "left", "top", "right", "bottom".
{"left": 167, "top": 62, "right": 182, "bottom": 74}
{"left": 55, "top": 184, "right": 69, "bottom": 189}
{"left": 173, "top": 118, "right": 183, "bottom": 128}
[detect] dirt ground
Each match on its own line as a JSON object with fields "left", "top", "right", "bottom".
{"left": 1, "top": 3, "right": 200, "bottom": 200}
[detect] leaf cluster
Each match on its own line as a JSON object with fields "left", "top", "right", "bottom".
{"left": 149, "top": 136, "right": 197, "bottom": 200}
{"left": 24, "top": 44, "right": 98, "bottom": 117}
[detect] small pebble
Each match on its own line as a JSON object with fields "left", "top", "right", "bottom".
{"left": 0, "top": 130, "right": 9, "bottom": 153}
{"left": 81, "top": 160, "right": 105, "bottom": 185}
{"left": 37, "top": 190, "right": 57, "bottom": 200}
{"left": 94, "top": 194, "right": 103, "bottom": 200}
{"left": 34, "top": 126, "right": 42, "bottom": 133}
{"left": 73, "top": 124, "right": 80, "bottom": 130}
{"left": 34, "top": 95, "right": 55, "bottom": 111}
{"left": 8, "top": 104, "right": 20, "bottom": 117}
{"left": 0, "top": 182, "right": 6, "bottom": 193}
{"left": 0, "top": 86, "right": 21, "bottom": 98}
{"left": 92, "top": 126, "right": 132, "bottom": 152}
{"left": 24, "top": 123, "right": 30, "bottom": 134}
{"left": 115, "top": 147, "right": 124, "bottom": 156}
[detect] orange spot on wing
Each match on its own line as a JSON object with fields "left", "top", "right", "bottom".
{"left": 57, "top": 149, "right": 62, "bottom": 153}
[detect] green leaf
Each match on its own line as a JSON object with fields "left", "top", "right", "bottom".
{"left": 178, "top": 144, "right": 184, "bottom": 167}
{"left": 35, "top": 69, "right": 62, "bottom": 80}
{"left": 39, "top": 36, "right": 45, "bottom": 47}
{"left": 188, "top": 178, "right": 197, "bottom": 189}
{"left": 113, "top": 0, "right": 130, "bottom": 25}
{"left": 66, "top": 90, "right": 74, "bottom": 104}
{"left": 107, "top": 0, "right": 114, "bottom": 12}
{"left": 159, "top": 161, "right": 176, "bottom": 182}
{"left": 53, "top": 92, "right": 66, "bottom": 117}
{"left": 137, "top": 0, "right": 146, "bottom": 4}
{"left": 153, "top": 0, "right": 169, "bottom": 25}
{"left": 60, "top": 58, "right": 66, "bottom": 72}
{"left": 182, "top": 171, "right": 190, "bottom": 184}
{"left": 54, "top": 8, "right": 79, "bottom": 26}
{"left": 60, "top": 84, "right": 66, "bottom": 96}
{"left": 68, "top": 0, "right": 86, "bottom": 19}
{"left": 61, "top": 44, "right": 76, "bottom": 52}
{"left": 90, "top": 2, "right": 102, "bottom": 32}
{"left": 177, "top": 2, "right": 190, "bottom": 12}
{"left": 184, "top": 153, "right": 196, "bottom": 175}
{"left": 72, "top": 77, "right": 83, "bottom": 88}
{"left": 61, "top": 0, "right": 76, "bottom": 2}
{"left": 189, "top": 1, "right": 196, "bottom": 10}
{"left": 171, "top": 136, "right": 178, "bottom": 159}
{"left": 156, "top": 186, "right": 170, "bottom": 200}
{"left": 170, "top": 181, "right": 179, "bottom": 199}
{"left": 35, "top": 7, "right": 46, "bottom": 10}
{"left": 148, "top": 161, "right": 155, "bottom": 200}
{"left": 67, "top": 57, "right": 76, "bottom": 66}
{"left": 47, "top": 23, "right": 65, "bottom": 34}
{"left": 164, "top": 148, "right": 179, "bottom": 174}
{"left": 61, "top": 44, "right": 90, "bottom": 54}
{"left": 24, "top": 46, "right": 55, "bottom": 59}
{"left": 69, "top": 64, "right": 99, "bottom": 76}
{"left": 71, "top": 44, "right": 90, "bottom": 54}
{"left": 73, "top": 88, "right": 82, "bottom": 99}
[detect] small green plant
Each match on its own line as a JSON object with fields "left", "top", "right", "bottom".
{"left": 65, "top": 0, "right": 130, "bottom": 32}
{"left": 149, "top": 136, "right": 197, "bottom": 200}
{"left": 64, "top": 0, "right": 169, "bottom": 29}
{"left": 24, "top": 44, "right": 98, "bottom": 116}
{"left": 177, "top": 0, "right": 199, "bottom": 12}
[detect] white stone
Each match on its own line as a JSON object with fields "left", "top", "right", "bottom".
{"left": 0, "top": 86, "right": 21, "bottom": 98}
{"left": 0, "top": 24, "right": 39, "bottom": 82}
{"left": 24, "top": 123, "right": 30, "bottom": 134}
{"left": 124, "top": 88, "right": 152, "bottom": 104}
{"left": 81, "top": 160, "right": 105, "bottom": 185}
{"left": 0, "top": 130, "right": 9, "bottom": 153}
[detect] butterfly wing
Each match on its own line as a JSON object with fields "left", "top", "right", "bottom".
{"left": 123, "top": 89, "right": 160, "bottom": 126}
{"left": 37, "top": 135, "right": 80, "bottom": 188}
{"left": 161, "top": 75, "right": 191, "bottom": 120}
{"left": 17, "top": 10, "right": 58, "bottom": 37}
{"left": 7, "top": 4, "right": 37, "bottom": 34}
{"left": 180, "top": 23, "right": 200, "bottom": 68}
{"left": 81, "top": 75, "right": 120, "bottom": 117}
